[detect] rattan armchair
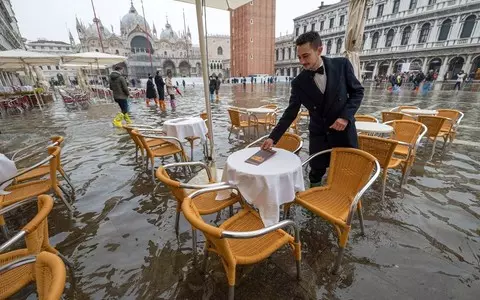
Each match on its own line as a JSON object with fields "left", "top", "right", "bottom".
{"left": 287, "top": 148, "right": 380, "bottom": 274}
{"left": 384, "top": 120, "right": 427, "bottom": 184}
{"left": 355, "top": 114, "right": 378, "bottom": 123}
{"left": 11, "top": 136, "right": 75, "bottom": 198}
{"left": 227, "top": 108, "right": 259, "bottom": 140}
{"left": 155, "top": 162, "right": 242, "bottom": 255}
{"left": 131, "top": 129, "right": 188, "bottom": 183}
{"left": 246, "top": 132, "right": 303, "bottom": 154}
{"left": 123, "top": 124, "right": 166, "bottom": 164}
{"left": 358, "top": 135, "right": 401, "bottom": 200}
{"left": 381, "top": 111, "right": 414, "bottom": 123}
{"left": 183, "top": 185, "right": 301, "bottom": 300}
{"left": 418, "top": 115, "right": 447, "bottom": 160}
{"left": 436, "top": 109, "right": 464, "bottom": 147}
{"left": 0, "top": 251, "right": 66, "bottom": 300}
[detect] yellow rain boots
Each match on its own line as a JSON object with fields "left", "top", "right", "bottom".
{"left": 124, "top": 113, "right": 132, "bottom": 124}
{"left": 112, "top": 113, "right": 124, "bottom": 127}
{"left": 159, "top": 100, "right": 166, "bottom": 112}
{"left": 146, "top": 99, "right": 150, "bottom": 107}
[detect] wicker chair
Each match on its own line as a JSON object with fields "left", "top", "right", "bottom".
{"left": 11, "top": 136, "right": 75, "bottom": 198}
{"left": 358, "top": 135, "right": 401, "bottom": 200}
{"left": 289, "top": 112, "right": 302, "bottom": 134}
{"left": 384, "top": 120, "right": 427, "bottom": 184}
{"left": 246, "top": 132, "right": 303, "bottom": 154}
{"left": 260, "top": 104, "right": 278, "bottom": 110}
{"left": 200, "top": 112, "right": 208, "bottom": 120}
{"left": 0, "top": 251, "right": 66, "bottom": 300}
{"left": 256, "top": 112, "right": 277, "bottom": 131}
{"left": 381, "top": 111, "right": 414, "bottom": 123}
{"left": 123, "top": 124, "right": 167, "bottom": 164}
{"left": 0, "top": 147, "right": 73, "bottom": 237}
{"left": 287, "top": 148, "right": 380, "bottom": 274}
{"left": 0, "top": 195, "right": 71, "bottom": 267}
{"left": 131, "top": 129, "right": 188, "bottom": 183}
{"left": 355, "top": 114, "right": 378, "bottom": 123}
{"left": 227, "top": 108, "right": 258, "bottom": 140}
{"left": 183, "top": 185, "right": 301, "bottom": 300}
{"left": 436, "top": 109, "right": 464, "bottom": 147}
{"left": 155, "top": 162, "right": 241, "bottom": 255}
{"left": 389, "top": 105, "right": 419, "bottom": 112}
{"left": 418, "top": 116, "right": 447, "bottom": 160}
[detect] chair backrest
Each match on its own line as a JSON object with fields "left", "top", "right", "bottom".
{"left": 275, "top": 132, "right": 302, "bottom": 153}
{"left": 50, "top": 136, "right": 64, "bottom": 147}
{"left": 327, "top": 148, "right": 378, "bottom": 200}
{"left": 355, "top": 114, "right": 378, "bottom": 123}
{"left": 182, "top": 195, "right": 234, "bottom": 262}
{"left": 227, "top": 109, "right": 241, "bottom": 126}
{"left": 418, "top": 116, "right": 447, "bottom": 138}
{"left": 123, "top": 126, "right": 145, "bottom": 150}
{"left": 130, "top": 130, "right": 162, "bottom": 158}
{"left": 24, "top": 195, "right": 57, "bottom": 255}
{"left": 437, "top": 109, "right": 463, "bottom": 131}
{"left": 389, "top": 120, "right": 424, "bottom": 145}
{"left": 48, "top": 146, "right": 61, "bottom": 188}
{"left": 358, "top": 135, "right": 398, "bottom": 169}
{"left": 200, "top": 112, "right": 208, "bottom": 120}
{"left": 381, "top": 111, "right": 406, "bottom": 123}
{"left": 156, "top": 167, "right": 187, "bottom": 204}
{"left": 35, "top": 251, "right": 66, "bottom": 300}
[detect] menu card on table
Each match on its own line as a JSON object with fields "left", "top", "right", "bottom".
{"left": 245, "top": 149, "right": 277, "bottom": 166}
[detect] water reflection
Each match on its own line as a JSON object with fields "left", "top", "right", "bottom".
{"left": 0, "top": 84, "right": 479, "bottom": 299}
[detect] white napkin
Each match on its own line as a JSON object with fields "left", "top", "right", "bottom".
{"left": 0, "top": 154, "right": 17, "bottom": 195}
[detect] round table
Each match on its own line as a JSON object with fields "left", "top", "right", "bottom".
{"left": 216, "top": 147, "right": 305, "bottom": 227}
{"left": 355, "top": 121, "right": 394, "bottom": 135}
{"left": 163, "top": 117, "right": 208, "bottom": 142}
{"left": 401, "top": 109, "right": 438, "bottom": 116}
{"left": 246, "top": 107, "right": 276, "bottom": 114}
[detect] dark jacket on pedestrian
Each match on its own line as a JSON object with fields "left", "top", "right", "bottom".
{"left": 269, "top": 56, "right": 364, "bottom": 149}
{"left": 146, "top": 78, "right": 156, "bottom": 99}
{"left": 109, "top": 71, "right": 129, "bottom": 100}
{"left": 154, "top": 74, "right": 165, "bottom": 99}
{"left": 215, "top": 78, "right": 221, "bottom": 91}
{"left": 209, "top": 78, "right": 216, "bottom": 93}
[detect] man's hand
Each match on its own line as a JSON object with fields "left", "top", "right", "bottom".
{"left": 329, "top": 118, "right": 348, "bottom": 131}
{"left": 261, "top": 138, "right": 274, "bottom": 150}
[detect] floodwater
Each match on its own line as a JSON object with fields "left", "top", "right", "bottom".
{"left": 1, "top": 83, "right": 479, "bottom": 299}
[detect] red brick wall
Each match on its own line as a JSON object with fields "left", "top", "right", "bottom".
{"left": 230, "top": 0, "right": 275, "bottom": 77}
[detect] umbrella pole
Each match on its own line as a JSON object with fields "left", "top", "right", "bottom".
{"left": 195, "top": 0, "right": 216, "bottom": 173}
{"left": 27, "top": 64, "right": 43, "bottom": 111}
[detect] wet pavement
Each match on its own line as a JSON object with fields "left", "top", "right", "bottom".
{"left": 0, "top": 83, "right": 479, "bottom": 299}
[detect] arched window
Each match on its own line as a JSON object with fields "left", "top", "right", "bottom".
{"left": 275, "top": 49, "right": 279, "bottom": 61}
{"left": 288, "top": 48, "right": 291, "bottom": 59}
{"left": 217, "top": 46, "right": 223, "bottom": 55}
{"left": 362, "top": 34, "right": 366, "bottom": 50}
{"left": 336, "top": 38, "right": 343, "bottom": 54}
{"left": 385, "top": 29, "right": 394, "bottom": 47}
{"left": 210, "top": 63, "right": 214, "bottom": 69}
{"left": 409, "top": 0, "right": 417, "bottom": 10}
{"left": 282, "top": 48, "right": 285, "bottom": 60}
{"left": 371, "top": 32, "right": 379, "bottom": 49}
{"left": 438, "top": 19, "right": 452, "bottom": 41}
{"left": 418, "top": 23, "right": 431, "bottom": 43}
{"left": 392, "top": 0, "right": 400, "bottom": 13}
{"left": 460, "top": 15, "right": 476, "bottom": 38}
{"left": 326, "top": 40, "right": 332, "bottom": 54}
{"left": 401, "top": 26, "right": 411, "bottom": 45}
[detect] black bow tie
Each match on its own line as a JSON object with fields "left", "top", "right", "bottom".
{"left": 313, "top": 66, "right": 324, "bottom": 75}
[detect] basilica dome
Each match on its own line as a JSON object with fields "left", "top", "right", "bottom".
{"left": 160, "top": 23, "right": 178, "bottom": 40}
{"left": 120, "top": 2, "right": 150, "bottom": 35}
{"left": 85, "top": 19, "right": 112, "bottom": 38}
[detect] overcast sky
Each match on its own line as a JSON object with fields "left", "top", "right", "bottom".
{"left": 12, "top": 0, "right": 335, "bottom": 44}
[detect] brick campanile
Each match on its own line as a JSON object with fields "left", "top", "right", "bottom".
{"left": 230, "top": 0, "right": 276, "bottom": 77}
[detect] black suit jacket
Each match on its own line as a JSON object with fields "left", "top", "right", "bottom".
{"left": 269, "top": 56, "right": 364, "bottom": 149}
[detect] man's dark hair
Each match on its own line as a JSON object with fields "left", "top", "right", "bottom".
{"left": 295, "top": 31, "right": 322, "bottom": 48}
{"left": 156, "top": 70, "right": 160, "bottom": 75}
{"left": 113, "top": 65, "right": 122, "bottom": 71}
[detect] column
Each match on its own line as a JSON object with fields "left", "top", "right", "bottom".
{"left": 450, "top": 16, "right": 462, "bottom": 41}
{"left": 364, "top": 34, "right": 372, "bottom": 50}
{"left": 464, "top": 54, "right": 473, "bottom": 73}
{"left": 0, "top": 72, "right": 5, "bottom": 86}
{"left": 387, "top": 60, "right": 394, "bottom": 74}
{"left": 472, "top": 18, "right": 480, "bottom": 37}
{"left": 410, "top": 24, "right": 419, "bottom": 46}
{"left": 373, "top": 61, "right": 379, "bottom": 77}
{"left": 428, "top": 20, "right": 440, "bottom": 43}
{"left": 437, "top": 56, "right": 449, "bottom": 82}
{"left": 378, "top": 31, "right": 386, "bottom": 48}
{"left": 393, "top": 28, "right": 402, "bottom": 46}
{"left": 422, "top": 57, "right": 428, "bottom": 73}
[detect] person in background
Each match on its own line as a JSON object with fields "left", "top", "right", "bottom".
{"left": 154, "top": 71, "right": 166, "bottom": 112}
{"left": 454, "top": 70, "right": 466, "bottom": 91}
{"left": 261, "top": 31, "right": 363, "bottom": 187}
{"left": 145, "top": 75, "right": 157, "bottom": 108}
{"left": 182, "top": 79, "right": 186, "bottom": 90}
{"left": 215, "top": 76, "right": 221, "bottom": 100}
{"left": 165, "top": 70, "right": 177, "bottom": 111}
{"left": 208, "top": 76, "right": 216, "bottom": 102}
{"left": 109, "top": 65, "right": 132, "bottom": 127}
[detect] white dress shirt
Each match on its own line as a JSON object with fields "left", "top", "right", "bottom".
{"left": 313, "top": 58, "right": 327, "bottom": 94}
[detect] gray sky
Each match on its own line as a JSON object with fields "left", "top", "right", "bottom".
{"left": 12, "top": 0, "right": 334, "bottom": 44}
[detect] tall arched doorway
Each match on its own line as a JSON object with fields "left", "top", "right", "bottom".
{"left": 470, "top": 56, "right": 480, "bottom": 79}
{"left": 178, "top": 61, "right": 191, "bottom": 76}
{"left": 428, "top": 57, "right": 442, "bottom": 73}
{"left": 448, "top": 57, "right": 465, "bottom": 79}
{"left": 365, "top": 62, "right": 375, "bottom": 79}
{"left": 378, "top": 61, "right": 390, "bottom": 77}
{"left": 163, "top": 60, "right": 176, "bottom": 76}
{"left": 409, "top": 59, "right": 423, "bottom": 72}
{"left": 393, "top": 60, "right": 405, "bottom": 73}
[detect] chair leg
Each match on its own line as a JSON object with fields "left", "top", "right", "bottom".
{"left": 202, "top": 246, "right": 209, "bottom": 274}
{"left": 381, "top": 170, "right": 388, "bottom": 201}
{"left": 58, "top": 184, "right": 72, "bottom": 203}
{"left": 228, "top": 126, "right": 233, "bottom": 139}
{"left": 189, "top": 139, "right": 194, "bottom": 161}
{"left": 54, "top": 187, "right": 73, "bottom": 211}
{"left": 332, "top": 247, "right": 345, "bottom": 275}
{"left": 59, "top": 168, "right": 75, "bottom": 195}
{"left": 229, "top": 205, "right": 234, "bottom": 217}
{"left": 1, "top": 224, "right": 9, "bottom": 239}
{"left": 151, "top": 159, "right": 155, "bottom": 184}
{"left": 357, "top": 204, "right": 365, "bottom": 236}
{"left": 57, "top": 252, "right": 74, "bottom": 269}
{"left": 429, "top": 139, "right": 437, "bottom": 160}
{"left": 192, "top": 228, "right": 198, "bottom": 261}
{"left": 296, "top": 258, "right": 301, "bottom": 280}
{"left": 228, "top": 285, "right": 235, "bottom": 300}
{"left": 175, "top": 210, "right": 180, "bottom": 235}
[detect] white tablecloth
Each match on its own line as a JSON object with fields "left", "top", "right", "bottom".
{"left": 246, "top": 107, "right": 275, "bottom": 114}
{"left": 163, "top": 117, "right": 208, "bottom": 141}
{"left": 401, "top": 109, "right": 438, "bottom": 115}
{"left": 0, "top": 154, "right": 17, "bottom": 195}
{"left": 217, "top": 147, "right": 305, "bottom": 227}
{"left": 356, "top": 121, "right": 393, "bottom": 134}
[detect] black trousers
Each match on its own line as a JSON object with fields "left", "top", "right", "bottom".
{"left": 454, "top": 82, "right": 461, "bottom": 90}
{"left": 115, "top": 99, "right": 128, "bottom": 114}
{"left": 308, "top": 134, "right": 331, "bottom": 184}
{"left": 157, "top": 87, "right": 165, "bottom": 100}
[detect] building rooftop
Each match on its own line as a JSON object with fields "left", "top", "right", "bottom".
{"left": 28, "top": 39, "right": 70, "bottom": 45}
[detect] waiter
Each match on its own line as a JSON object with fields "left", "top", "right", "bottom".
{"left": 262, "top": 31, "right": 363, "bottom": 187}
